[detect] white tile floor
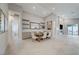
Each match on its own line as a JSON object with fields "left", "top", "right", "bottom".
{"left": 6, "top": 35, "right": 79, "bottom": 55}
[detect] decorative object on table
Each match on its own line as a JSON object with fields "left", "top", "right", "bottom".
{"left": 32, "top": 32, "right": 44, "bottom": 42}
{"left": 35, "top": 32, "right": 44, "bottom": 37}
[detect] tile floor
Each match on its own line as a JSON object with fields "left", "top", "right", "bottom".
{"left": 6, "top": 35, "right": 79, "bottom": 55}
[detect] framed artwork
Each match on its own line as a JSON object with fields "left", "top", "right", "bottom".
{"left": 30, "top": 22, "right": 40, "bottom": 29}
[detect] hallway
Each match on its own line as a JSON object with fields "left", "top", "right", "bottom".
{"left": 6, "top": 36, "right": 79, "bottom": 55}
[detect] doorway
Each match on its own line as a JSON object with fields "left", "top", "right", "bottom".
{"left": 8, "top": 11, "right": 21, "bottom": 49}
{"left": 11, "top": 14, "right": 19, "bottom": 45}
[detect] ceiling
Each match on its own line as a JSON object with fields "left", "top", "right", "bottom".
{"left": 16, "top": 3, "right": 79, "bottom": 18}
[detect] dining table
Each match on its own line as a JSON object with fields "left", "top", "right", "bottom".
{"left": 34, "top": 32, "right": 44, "bottom": 42}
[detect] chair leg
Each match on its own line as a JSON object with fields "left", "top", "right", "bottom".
{"left": 36, "top": 38, "right": 38, "bottom": 41}
{"left": 36, "top": 38, "right": 40, "bottom": 42}
{"left": 38, "top": 40, "right": 40, "bottom": 42}
{"left": 40, "top": 38, "right": 43, "bottom": 40}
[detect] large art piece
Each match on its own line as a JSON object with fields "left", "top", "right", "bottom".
{"left": 30, "top": 22, "right": 40, "bottom": 29}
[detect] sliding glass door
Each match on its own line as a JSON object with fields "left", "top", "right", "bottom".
{"left": 68, "top": 25, "right": 73, "bottom": 35}
{"left": 67, "top": 24, "right": 78, "bottom": 35}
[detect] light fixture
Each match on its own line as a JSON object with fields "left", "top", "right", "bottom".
{"left": 33, "top": 6, "right": 36, "bottom": 9}
{"left": 52, "top": 8, "right": 55, "bottom": 10}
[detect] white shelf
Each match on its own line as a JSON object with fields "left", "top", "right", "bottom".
{"left": 22, "top": 19, "right": 30, "bottom": 30}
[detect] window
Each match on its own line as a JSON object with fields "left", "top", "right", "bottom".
{"left": 0, "top": 8, "right": 5, "bottom": 32}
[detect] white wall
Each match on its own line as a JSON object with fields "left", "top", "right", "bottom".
{"left": 22, "top": 12, "right": 44, "bottom": 23}
{"left": 0, "top": 3, "right": 8, "bottom": 54}
{"left": 65, "top": 18, "right": 79, "bottom": 24}
{"left": 45, "top": 13, "right": 79, "bottom": 36}
{"left": 45, "top": 14, "right": 58, "bottom": 37}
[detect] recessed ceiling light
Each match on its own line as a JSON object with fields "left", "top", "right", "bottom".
{"left": 33, "top": 6, "right": 36, "bottom": 9}
{"left": 52, "top": 8, "right": 55, "bottom": 10}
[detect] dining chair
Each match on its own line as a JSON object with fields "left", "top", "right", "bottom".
{"left": 42, "top": 32, "right": 47, "bottom": 40}
{"left": 47, "top": 32, "right": 52, "bottom": 39}
{"left": 31, "top": 32, "right": 38, "bottom": 41}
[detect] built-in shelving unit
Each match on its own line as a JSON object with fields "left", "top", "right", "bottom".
{"left": 0, "top": 19, "right": 1, "bottom": 31}
{"left": 40, "top": 22, "right": 45, "bottom": 29}
{"left": 22, "top": 19, "right": 30, "bottom": 30}
{"left": 22, "top": 19, "right": 45, "bottom": 40}
{"left": 22, "top": 19, "right": 31, "bottom": 40}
